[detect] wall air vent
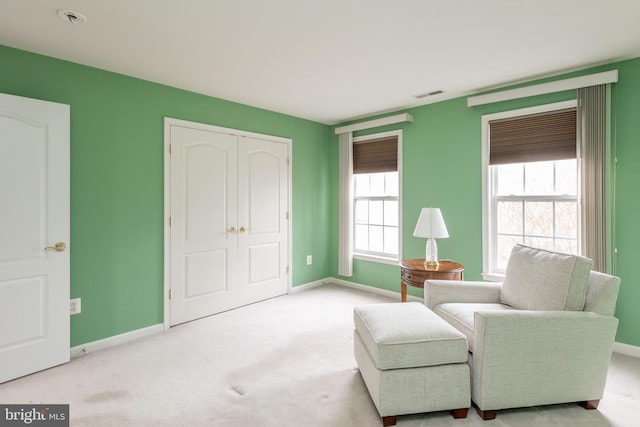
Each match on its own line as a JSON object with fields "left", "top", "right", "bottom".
{"left": 414, "top": 90, "right": 444, "bottom": 99}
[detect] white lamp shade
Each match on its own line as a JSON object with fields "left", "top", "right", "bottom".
{"left": 413, "top": 208, "right": 449, "bottom": 239}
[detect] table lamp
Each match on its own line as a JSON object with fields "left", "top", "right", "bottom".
{"left": 413, "top": 208, "right": 449, "bottom": 267}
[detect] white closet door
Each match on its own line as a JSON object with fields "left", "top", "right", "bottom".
{"left": 168, "top": 123, "right": 290, "bottom": 326}
{"left": 169, "top": 125, "right": 239, "bottom": 326}
{"left": 0, "top": 93, "right": 70, "bottom": 383}
{"left": 237, "top": 136, "right": 289, "bottom": 303}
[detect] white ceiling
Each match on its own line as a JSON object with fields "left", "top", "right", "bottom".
{"left": 2, "top": 1, "right": 640, "bottom": 124}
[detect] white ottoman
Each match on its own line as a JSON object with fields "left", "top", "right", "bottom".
{"left": 354, "top": 302, "right": 470, "bottom": 427}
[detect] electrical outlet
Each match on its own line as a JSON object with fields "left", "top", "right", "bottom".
{"left": 70, "top": 298, "right": 81, "bottom": 315}
{"left": 306, "top": 255, "right": 312, "bottom": 265}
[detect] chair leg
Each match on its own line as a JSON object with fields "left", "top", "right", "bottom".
{"left": 474, "top": 405, "right": 497, "bottom": 420}
{"left": 451, "top": 408, "right": 469, "bottom": 419}
{"left": 382, "top": 415, "right": 397, "bottom": 426}
{"left": 578, "top": 400, "right": 600, "bottom": 410}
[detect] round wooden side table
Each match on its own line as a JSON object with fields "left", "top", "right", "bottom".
{"left": 399, "top": 259, "right": 464, "bottom": 302}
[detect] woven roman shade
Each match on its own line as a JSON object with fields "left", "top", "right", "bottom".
{"left": 489, "top": 108, "right": 577, "bottom": 165}
{"left": 353, "top": 136, "right": 398, "bottom": 174}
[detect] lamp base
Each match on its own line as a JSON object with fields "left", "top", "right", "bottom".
{"left": 424, "top": 237, "right": 439, "bottom": 268}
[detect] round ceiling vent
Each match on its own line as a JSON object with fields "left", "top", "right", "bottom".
{"left": 57, "top": 9, "right": 87, "bottom": 25}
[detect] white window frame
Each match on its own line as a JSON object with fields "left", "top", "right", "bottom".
{"left": 481, "top": 100, "right": 577, "bottom": 281}
{"left": 353, "top": 130, "right": 403, "bottom": 265}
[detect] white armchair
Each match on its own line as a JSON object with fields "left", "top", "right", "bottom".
{"left": 425, "top": 244, "right": 620, "bottom": 420}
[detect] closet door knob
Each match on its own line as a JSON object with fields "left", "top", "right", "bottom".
{"left": 45, "top": 242, "right": 67, "bottom": 252}
{"left": 228, "top": 227, "right": 236, "bottom": 233}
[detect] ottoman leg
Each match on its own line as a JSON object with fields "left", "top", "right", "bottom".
{"left": 382, "top": 415, "right": 397, "bottom": 426}
{"left": 451, "top": 408, "right": 468, "bottom": 419}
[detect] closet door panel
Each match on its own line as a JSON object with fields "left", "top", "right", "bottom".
{"left": 238, "top": 137, "right": 288, "bottom": 300}
{"left": 169, "top": 126, "right": 239, "bottom": 326}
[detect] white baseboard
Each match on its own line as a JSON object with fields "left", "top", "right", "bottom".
{"left": 328, "top": 277, "right": 422, "bottom": 302}
{"left": 613, "top": 341, "right": 640, "bottom": 358}
{"left": 70, "top": 323, "right": 164, "bottom": 359}
{"left": 290, "top": 278, "right": 328, "bottom": 293}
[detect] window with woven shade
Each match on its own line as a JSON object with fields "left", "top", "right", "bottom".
{"left": 483, "top": 103, "right": 580, "bottom": 276}
{"left": 353, "top": 132, "right": 401, "bottom": 261}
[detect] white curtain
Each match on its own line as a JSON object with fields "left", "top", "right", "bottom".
{"left": 578, "top": 84, "right": 609, "bottom": 272}
{"left": 338, "top": 132, "right": 353, "bottom": 277}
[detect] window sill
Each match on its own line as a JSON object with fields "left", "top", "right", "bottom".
{"left": 481, "top": 272, "right": 505, "bottom": 282}
{"left": 354, "top": 253, "right": 400, "bottom": 267}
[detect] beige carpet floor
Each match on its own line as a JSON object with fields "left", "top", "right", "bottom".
{"left": 1, "top": 284, "right": 639, "bottom": 426}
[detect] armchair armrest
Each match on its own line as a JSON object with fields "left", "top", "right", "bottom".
{"left": 472, "top": 309, "right": 619, "bottom": 411}
{"left": 425, "top": 280, "right": 502, "bottom": 309}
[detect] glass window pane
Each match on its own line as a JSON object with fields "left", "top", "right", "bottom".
{"left": 353, "top": 169, "right": 400, "bottom": 258}
{"left": 525, "top": 236, "right": 554, "bottom": 251}
{"left": 369, "top": 200, "right": 383, "bottom": 225}
{"left": 384, "top": 200, "right": 398, "bottom": 226}
{"left": 555, "top": 202, "right": 577, "bottom": 238}
{"left": 369, "top": 226, "right": 384, "bottom": 252}
{"left": 355, "top": 200, "right": 368, "bottom": 224}
{"left": 354, "top": 174, "right": 369, "bottom": 197}
{"left": 497, "top": 201, "right": 523, "bottom": 235}
{"left": 497, "top": 235, "right": 522, "bottom": 271}
{"left": 385, "top": 172, "right": 399, "bottom": 197}
{"left": 355, "top": 224, "right": 368, "bottom": 251}
{"left": 555, "top": 159, "right": 577, "bottom": 195}
{"left": 524, "top": 201, "right": 553, "bottom": 237}
{"left": 555, "top": 238, "right": 578, "bottom": 255}
{"left": 384, "top": 227, "right": 398, "bottom": 255}
{"left": 496, "top": 163, "right": 523, "bottom": 195}
{"left": 525, "top": 161, "right": 554, "bottom": 195}
{"left": 370, "top": 173, "right": 385, "bottom": 196}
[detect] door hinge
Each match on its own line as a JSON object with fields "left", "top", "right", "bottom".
{"left": 169, "top": 216, "right": 172, "bottom": 226}
{"left": 287, "top": 157, "right": 290, "bottom": 166}
{"left": 169, "top": 144, "right": 172, "bottom": 154}
{"left": 286, "top": 266, "right": 290, "bottom": 274}
{"left": 169, "top": 289, "right": 173, "bottom": 299}
{"left": 286, "top": 212, "right": 289, "bottom": 220}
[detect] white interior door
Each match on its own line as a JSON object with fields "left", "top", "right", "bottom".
{"left": 237, "top": 136, "right": 289, "bottom": 303}
{"left": 0, "top": 93, "right": 70, "bottom": 383}
{"left": 167, "top": 120, "right": 290, "bottom": 327}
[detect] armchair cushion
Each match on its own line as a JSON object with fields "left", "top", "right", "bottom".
{"left": 500, "top": 244, "right": 592, "bottom": 311}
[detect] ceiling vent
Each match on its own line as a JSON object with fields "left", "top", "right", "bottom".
{"left": 57, "top": 10, "right": 87, "bottom": 25}
{"left": 414, "top": 90, "right": 444, "bottom": 99}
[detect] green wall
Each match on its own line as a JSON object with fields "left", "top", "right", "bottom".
{"left": 331, "top": 58, "right": 640, "bottom": 347}
{"left": 0, "top": 45, "right": 332, "bottom": 346}
{"left": 3, "top": 43, "right": 639, "bottom": 349}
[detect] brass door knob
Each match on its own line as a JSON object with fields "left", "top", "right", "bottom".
{"left": 45, "top": 242, "right": 67, "bottom": 252}
{"left": 239, "top": 226, "right": 247, "bottom": 233}
{"left": 228, "top": 227, "right": 237, "bottom": 233}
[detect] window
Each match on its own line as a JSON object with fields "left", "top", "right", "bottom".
{"left": 352, "top": 131, "right": 401, "bottom": 263}
{"left": 482, "top": 101, "right": 578, "bottom": 279}
{"left": 492, "top": 159, "right": 578, "bottom": 271}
